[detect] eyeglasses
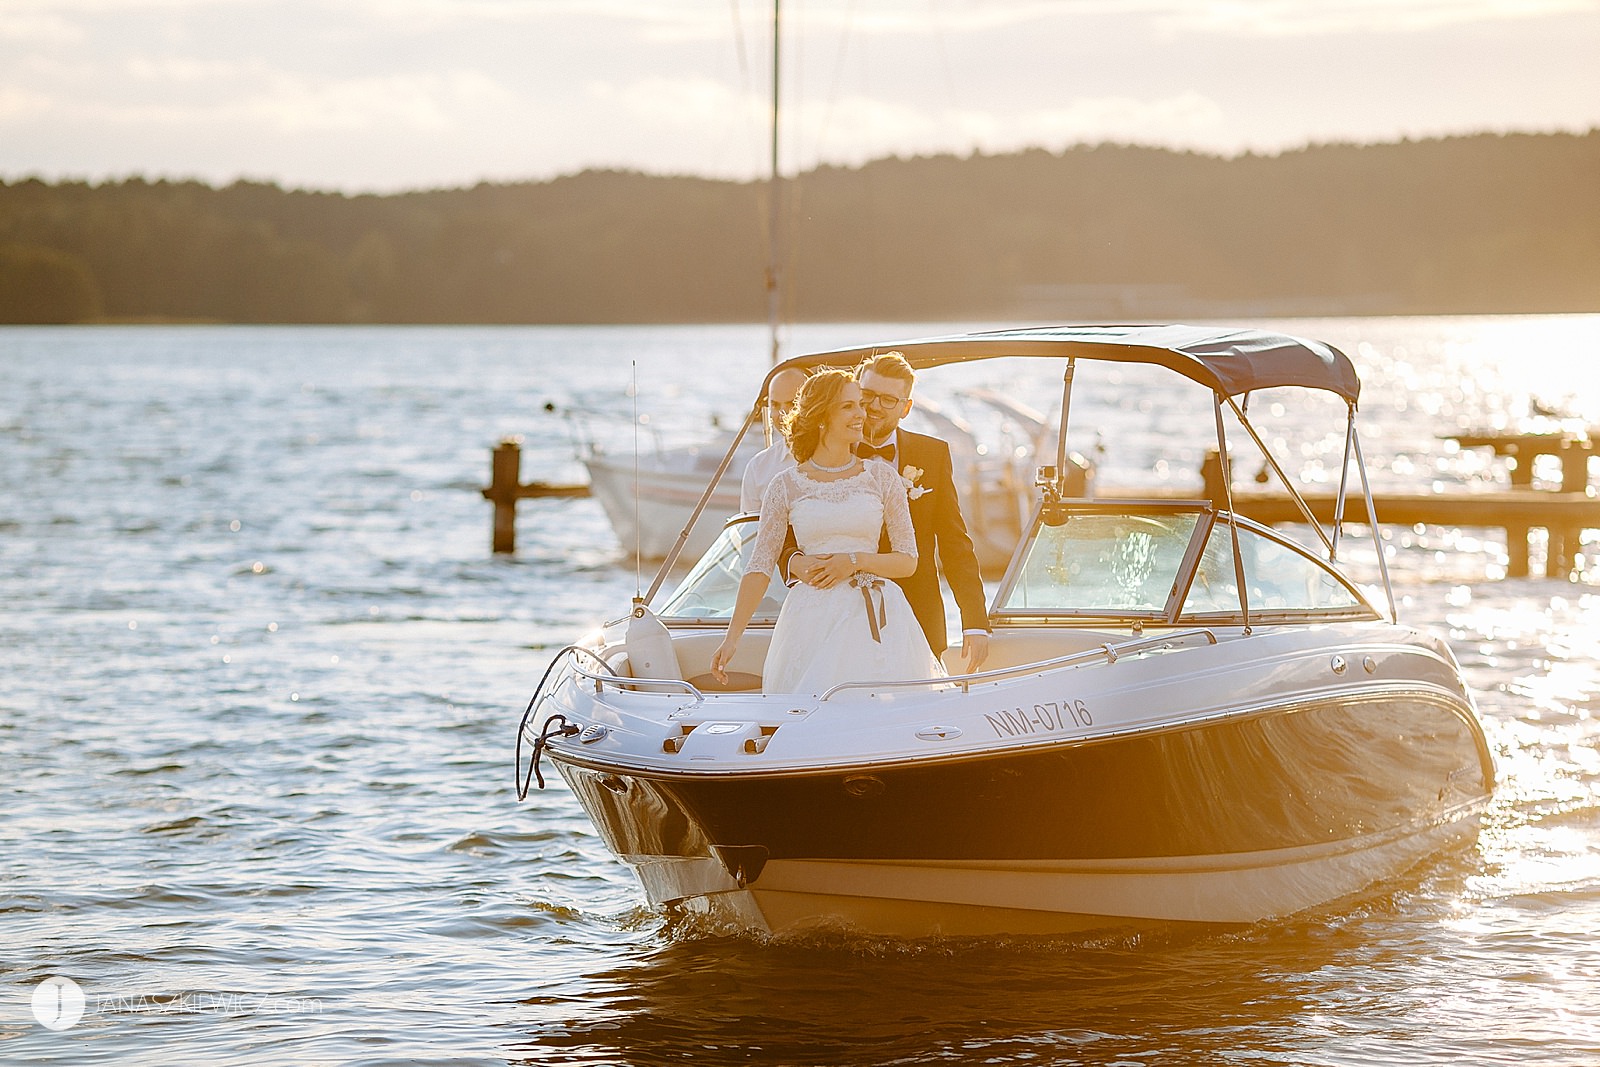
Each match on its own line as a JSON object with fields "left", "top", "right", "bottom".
{"left": 860, "top": 389, "right": 909, "bottom": 410}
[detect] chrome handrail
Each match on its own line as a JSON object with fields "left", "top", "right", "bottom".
{"left": 564, "top": 644, "right": 621, "bottom": 676}
{"left": 515, "top": 643, "right": 622, "bottom": 799}
{"left": 819, "top": 627, "right": 1219, "bottom": 700}
{"left": 569, "top": 660, "right": 707, "bottom": 704}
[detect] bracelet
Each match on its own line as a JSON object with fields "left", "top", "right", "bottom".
{"left": 850, "top": 552, "right": 859, "bottom": 572}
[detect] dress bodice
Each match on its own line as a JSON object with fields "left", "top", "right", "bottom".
{"left": 746, "top": 459, "right": 917, "bottom": 575}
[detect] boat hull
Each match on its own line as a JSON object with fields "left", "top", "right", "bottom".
{"left": 654, "top": 820, "right": 1481, "bottom": 938}
{"left": 584, "top": 454, "right": 739, "bottom": 560}
{"left": 551, "top": 689, "right": 1492, "bottom": 937}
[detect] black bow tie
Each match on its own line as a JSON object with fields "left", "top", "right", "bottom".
{"left": 856, "top": 442, "right": 895, "bottom": 461}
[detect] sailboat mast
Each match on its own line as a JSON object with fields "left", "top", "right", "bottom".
{"left": 765, "top": 0, "right": 782, "bottom": 366}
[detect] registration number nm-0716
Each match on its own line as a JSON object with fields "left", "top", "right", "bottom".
{"left": 985, "top": 700, "right": 1093, "bottom": 738}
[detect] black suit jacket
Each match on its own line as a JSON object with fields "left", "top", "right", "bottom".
{"left": 883, "top": 429, "right": 989, "bottom": 655}
{"left": 779, "top": 430, "right": 989, "bottom": 655}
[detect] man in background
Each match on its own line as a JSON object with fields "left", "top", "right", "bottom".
{"left": 740, "top": 366, "right": 808, "bottom": 514}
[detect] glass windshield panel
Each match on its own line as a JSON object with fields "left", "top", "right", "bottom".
{"left": 1181, "top": 522, "right": 1365, "bottom": 616}
{"left": 657, "top": 519, "right": 788, "bottom": 621}
{"left": 998, "top": 511, "right": 1200, "bottom": 614}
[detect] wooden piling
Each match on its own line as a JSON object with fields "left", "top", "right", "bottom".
{"left": 1549, "top": 440, "right": 1591, "bottom": 574}
{"left": 480, "top": 437, "right": 590, "bottom": 554}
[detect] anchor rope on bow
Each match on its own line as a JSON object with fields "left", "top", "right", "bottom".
{"left": 517, "top": 710, "right": 580, "bottom": 799}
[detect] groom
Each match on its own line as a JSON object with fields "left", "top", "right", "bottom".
{"left": 788, "top": 351, "right": 991, "bottom": 671}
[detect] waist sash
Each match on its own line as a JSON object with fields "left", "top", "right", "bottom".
{"left": 851, "top": 573, "right": 888, "bottom": 642}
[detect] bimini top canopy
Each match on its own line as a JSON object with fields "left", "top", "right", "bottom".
{"left": 773, "top": 324, "right": 1360, "bottom": 404}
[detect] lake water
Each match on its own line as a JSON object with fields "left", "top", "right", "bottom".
{"left": 3, "top": 317, "right": 1600, "bottom": 1066}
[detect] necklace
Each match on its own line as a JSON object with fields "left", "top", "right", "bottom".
{"left": 807, "top": 456, "right": 856, "bottom": 473}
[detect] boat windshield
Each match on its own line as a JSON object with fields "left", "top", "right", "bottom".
{"left": 994, "top": 503, "right": 1376, "bottom": 623}
{"left": 657, "top": 516, "right": 788, "bottom": 622}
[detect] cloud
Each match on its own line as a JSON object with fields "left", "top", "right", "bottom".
{"left": 589, "top": 75, "right": 764, "bottom": 130}
{"left": 0, "top": 14, "right": 85, "bottom": 44}
{"left": 793, "top": 90, "right": 1229, "bottom": 166}
{"left": 2, "top": 0, "right": 1595, "bottom": 189}
{"left": 1161, "top": 0, "right": 1600, "bottom": 36}
{"left": 961, "top": 91, "right": 1230, "bottom": 153}
{"left": 10, "top": 59, "right": 515, "bottom": 135}
{"left": 583, "top": 74, "right": 1231, "bottom": 176}
{"left": 238, "top": 70, "right": 514, "bottom": 133}
{"left": 0, "top": 86, "right": 55, "bottom": 120}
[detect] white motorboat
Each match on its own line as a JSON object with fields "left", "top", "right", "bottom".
{"left": 582, "top": 432, "right": 748, "bottom": 562}
{"left": 518, "top": 325, "right": 1494, "bottom": 938}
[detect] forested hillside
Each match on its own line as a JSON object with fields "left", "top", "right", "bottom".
{"left": 1, "top": 132, "right": 1595, "bottom": 324}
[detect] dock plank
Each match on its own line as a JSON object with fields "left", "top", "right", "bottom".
{"left": 1098, "top": 487, "right": 1600, "bottom": 577}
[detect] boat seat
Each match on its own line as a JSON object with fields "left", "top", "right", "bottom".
{"left": 669, "top": 631, "right": 771, "bottom": 692}
{"left": 684, "top": 671, "right": 763, "bottom": 693}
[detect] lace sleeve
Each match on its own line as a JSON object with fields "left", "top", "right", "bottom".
{"left": 874, "top": 460, "right": 918, "bottom": 559}
{"left": 745, "top": 471, "right": 792, "bottom": 576}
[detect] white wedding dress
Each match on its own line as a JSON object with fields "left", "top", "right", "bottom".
{"left": 747, "top": 459, "right": 945, "bottom": 695}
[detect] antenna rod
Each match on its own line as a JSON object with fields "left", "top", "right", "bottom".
{"left": 631, "top": 360, "right": 641, "bottom": 596}
{"left": 765, "top": 0, "right": 782, "bottom": 366}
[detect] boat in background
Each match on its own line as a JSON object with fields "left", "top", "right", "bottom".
{"left": 518, "top": 324, "right": 1494, "bottom": 938}
{"left": 581, "top": 393, "right": 1072, "bottom": 569}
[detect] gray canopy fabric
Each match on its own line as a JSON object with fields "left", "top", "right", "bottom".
{"left": 777, "top": 324, "right": 1361, "bottom": 404}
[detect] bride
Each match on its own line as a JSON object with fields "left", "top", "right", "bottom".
{"left": 710, "top": 368, "right": 945, "bottom": 694}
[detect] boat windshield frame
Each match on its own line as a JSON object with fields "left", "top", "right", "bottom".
{"left": 641, "top": 324, "right": 1395, "bottom": 627}
{"left": 656, "top": 514, "right": 787, "bottom": 625}
{"left": 989, "top": 499, "right": 1381, "bottom": 627}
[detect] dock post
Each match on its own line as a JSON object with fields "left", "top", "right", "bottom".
{"left": 479, "top": 436, "right": 591, "bottom": 555}
{"left": 1200, "top": 450, "right": 1229, "bottom": 504}
{"left": 488, "top": 437, "right": 522, "bottom": 554}
{"left": 1507, "top": 529, "right": 1531, "bottom": 579}
{"left": 1507, "top": 442, "right": 1536, "bottom": 488}
{"left": 1549, "top": 441, "right": 1591, "bottom": 577}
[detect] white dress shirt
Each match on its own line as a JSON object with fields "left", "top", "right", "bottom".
{"left": 740, "top": 440, "right": 797, "bottom": 513}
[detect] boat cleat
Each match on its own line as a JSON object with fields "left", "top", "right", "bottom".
{"left": 662, "top": 719, "right": 784, "bottom": 760}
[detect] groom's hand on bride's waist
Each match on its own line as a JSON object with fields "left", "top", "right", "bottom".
{"left": 792, "top": 553, "right": 852, "bottom": 589}
{"left": 789, "top": 552, "right": 822, "bottom": 587}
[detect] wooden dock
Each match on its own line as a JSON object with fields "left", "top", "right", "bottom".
{"left": 481, "top": 431, "right": 1598, "bottom": 577}
{"left": 1136, "top": 431, "right": 1600, "bottom": 579}
{"left": 1444, "top": 430, "right": 1599, "bottom": 490}
{"left": 1100, "top": 487, "right": 1600, "bottom": 578}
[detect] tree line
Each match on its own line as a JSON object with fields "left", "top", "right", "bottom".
{"left": 1, "top": 131, "right": 1595, "bottom": 325}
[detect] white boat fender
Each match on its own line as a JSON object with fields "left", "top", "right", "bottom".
{"left": 625, "top": 601, "right": 681, "bottom": 681}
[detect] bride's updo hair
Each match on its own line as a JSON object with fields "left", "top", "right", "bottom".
{"left": 782, "top": 368, "right": 854, "bottom": 464}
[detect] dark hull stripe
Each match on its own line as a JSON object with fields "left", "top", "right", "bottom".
{"left": 556, "top": 694, "right": 1492, "bottom": 865}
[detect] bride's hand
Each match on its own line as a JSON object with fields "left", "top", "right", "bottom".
{"left": 710, "top": 637, "right": 737, "bottom": 684}
{"left": 810, "top": 553, "right": 858, "bottom": 589}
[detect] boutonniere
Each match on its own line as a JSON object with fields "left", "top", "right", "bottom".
{"left": 901, "top": 464, "right": 931, "bottom": 500}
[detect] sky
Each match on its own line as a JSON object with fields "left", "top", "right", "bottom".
{"left": 2, "top": 0, "right": 1598, "bottom": 193}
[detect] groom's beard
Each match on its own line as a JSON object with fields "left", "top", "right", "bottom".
{"left": 862, "top": 414, "right": 898, "bottom": 445}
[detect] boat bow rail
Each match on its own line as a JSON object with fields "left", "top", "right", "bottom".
{"left": 819, "top": 627, "right": 1219, "bottom": 698}
{"left": 516, "top": 644, "right": 618, "bottom": 799}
